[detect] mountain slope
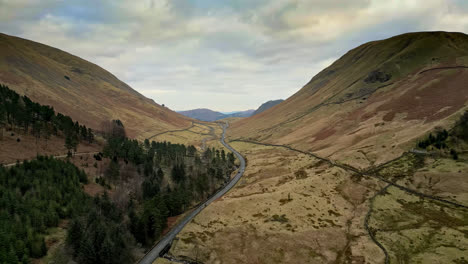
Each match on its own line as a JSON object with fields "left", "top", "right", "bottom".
{"left": 169, "top": 31, "right": 468, "bottom": 264}
{"left": 252, "top": 99, "right": 284, "bottom": 116}
{"left": 0, "top": 33, "right": 191, "bottom": 139}
{"left": 229, "top": 31, "right": 468, "bottom": 168}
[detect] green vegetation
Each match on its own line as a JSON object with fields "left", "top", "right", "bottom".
{"left": 452, "top": 111, "right": 468, "bottom": 141}
{"left": 0, "top": 84, "right": 94, "bottom": 152}
{"left": 0, "top": 157, "right": 88, "bottom": 263}
{"left": 67, "top": 193, "right": 132, "bottom": 264}
{"left": 378, "top": 153, "right": 425, "bottom": 181}
{"left": 101, "top": 132, "right": 237, "bottom": 246}
{"left": 269, "top": 214, "right": 289, "bottom": 223}
{"left": 0, "top": 113, "right": 237, "bottom": 263}
{"left": 417, "top": 129, "right": 449, "bottom": 149}
{"left": 417, "top": 111, "right": 468, "bottom": 159}
{"left": 367, "top": 112, "right": 468, "bottom": 264}
{"left": 370, "top": 187, "right": 468, "bottom": 264}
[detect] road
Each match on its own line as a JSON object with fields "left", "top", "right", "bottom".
{"left": 138, "top": 123, "right": 246, "bottom": 264}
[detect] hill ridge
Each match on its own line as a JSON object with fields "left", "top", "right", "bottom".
{"left": 0, "top": 33, "right": 191, "bottom": 139}
{"left": 230, "top": 31, "right": 468, "bottom": 168}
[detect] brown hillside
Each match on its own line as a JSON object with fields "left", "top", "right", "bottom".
{"left": 229, "top": 31, "right": 468, "bottom": 168}
{"left": 0, "top": 33, "right": 191, "bottom": 139}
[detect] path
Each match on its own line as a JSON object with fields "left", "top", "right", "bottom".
{"left": 1, "top": 151, "right": 99, "bottom": 168}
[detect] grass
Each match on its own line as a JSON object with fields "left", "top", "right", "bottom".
{"left": 169, "top": 142, "right": 378, "bottom": 263}
{"left": 269, "top": 214, "right": 289, "bottom": 223}
{"left": 0, "top": 33, "right": 191, "bottom": 140}
{"left": 377, "top": 153, "right": 425, "bottom": 180}
{"left": 228, "top": 32, "right": 468, "bottom": 172}
{"left": 370, "top": 184, "right": 468, "bottom": 264}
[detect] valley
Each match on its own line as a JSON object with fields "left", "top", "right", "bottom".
{"left": 151, "top": 32, "right": 468, "bottom": 264}
{"left": 1, "top": 27, "right": 468, "bottom": 264}
{"left": 139, "top": 123, "right": 246, "bottom": 264}
{"left": 164, "top": 125, "right": 468, "bottom": 263}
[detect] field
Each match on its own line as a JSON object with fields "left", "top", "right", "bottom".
{"left": 168, "top": 142, "right": 386, "bottom": 263}
{"left": 150, "top": 122, "right": 230, "bottom": 153}
{"left": 165, "top": 140, "right": 468, "bottom": 263}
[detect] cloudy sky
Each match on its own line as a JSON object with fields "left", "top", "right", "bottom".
{"left": 1, "top": 0, "right": 468, "bottom": 111}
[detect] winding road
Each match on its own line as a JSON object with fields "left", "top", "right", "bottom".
{"left": 138, "top": 123, "right": 246, "bottom": 264}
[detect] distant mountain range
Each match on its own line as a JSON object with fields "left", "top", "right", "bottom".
{"left": 177, "top": 109, "right": 255, "bottom": 122}
{"left": 178, "top": 99, "right": 284, "bottom": 121}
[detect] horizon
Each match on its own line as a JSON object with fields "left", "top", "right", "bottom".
{"left": 1, "top": 1, "right": 468, "bottom": 111}
{"left": 177, "top": 107, "right": 257, "bottom": 113}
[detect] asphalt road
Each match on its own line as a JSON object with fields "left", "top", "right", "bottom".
{"left": 138, "top": 123, "right": 246, "bottom": 264}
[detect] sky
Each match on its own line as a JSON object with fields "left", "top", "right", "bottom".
{"left": 1, "top": 0, "right": 468, "bottom": 112}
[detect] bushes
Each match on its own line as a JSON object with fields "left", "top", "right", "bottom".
{"left": 450, "top": 149, "right": 458, "bottom": 160}
{"left": 416, "top": 111, "right": 468, "bottom": 160}
{"left": 364, "top": 70, "right": 391, "bottom": 83}
{"left": 417, "top": 129, "right": 448, "bottom": 149}
{"left": 452, "top": 111, "right": 468, "bottom": 141}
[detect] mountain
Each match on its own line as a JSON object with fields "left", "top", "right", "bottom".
{"left": 178, "top": 108, "right": 254, "bottom": 121}
{"left": 229, "top": 31, "right": 468, "bottom": 168}
{"left": 252, "top": 99, "right": 284, "bottom": 116}
{"left": 225, "top": 109, "right": 255, "bottom": 118}
{"left": 178, "top": 108, "right": 226, "bottom": 121}
{"left": 169, "top": 31, "right": 468, "bottom": 264}
{"left": 0, "top": 33, "right": 191, "bottom": 139}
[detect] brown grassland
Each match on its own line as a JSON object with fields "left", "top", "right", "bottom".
{"left": 0, "top": 33, "right": 191, "bottom": 139}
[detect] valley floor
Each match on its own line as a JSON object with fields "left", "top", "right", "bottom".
{"left": 164, "top": 140, "right": 468, "bottom": 264}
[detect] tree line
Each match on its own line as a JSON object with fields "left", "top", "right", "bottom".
{"left": 98, "top": 122, "right": 236, "bottom": 246}
{"left": 0, "top": 108, "right": 237, "bottom": 263}
{"left": 417, "top": 110, "right": 468, "bottom": 160}
{"left": 0, "top": 84, "right": 94, "bottom": 153}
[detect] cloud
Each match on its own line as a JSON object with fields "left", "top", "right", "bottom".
{"left": 1, "top": 0, "right": 468, "bottom": 111}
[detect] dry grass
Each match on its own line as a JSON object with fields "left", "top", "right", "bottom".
{"left": 402, "top": 158, "right": 468, "bottom": 205}
{"left": 370, "top": 186, "right": 468, "bottom": 263}
{"left": 0, "top": 129, "right": 100, "bottom": 164}
{"left": 0, "top": 33, "right": 191, "bottom": 140}
{"left": 169, "top": 142, "right": 385, "bottom": 264}
{"left": 152, "top": 122, "right": 230, "bottom": 155}
{"left": 228, "top": 32, "right": 468, "bottom": 169}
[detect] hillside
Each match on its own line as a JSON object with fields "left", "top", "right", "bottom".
{"left": 229, "top": 31, "right": 468, "bottom": 168}
{"left": 0, "top": 33, "right": 191, "bottom": 139}
{"left": 167, "top": 31, "right": 468, "bottom": 264}
{"left": 252, "top": 99, "right": 284, "bottom": 116}
{"left": 178, "top": 108, "right": 254, "bottom": 121}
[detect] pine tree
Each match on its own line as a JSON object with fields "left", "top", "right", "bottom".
{"left": 87, "top": 128, "right": 94, "bottom": 143}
